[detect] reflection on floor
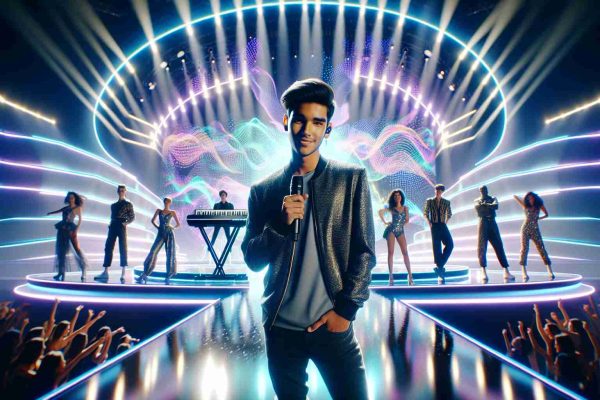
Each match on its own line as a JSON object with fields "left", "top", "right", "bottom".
{"left": 55, "top": 292, "right": 568, "bottom": 400}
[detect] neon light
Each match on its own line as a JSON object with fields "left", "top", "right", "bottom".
{"left": 92, "top": 1, "right": 507, "bottom": 166}
{"left": 356, "top": 75, "right": 442, "bottom": 127}
{"left": 443, "top": 125, "right": 472, "bottom": 139}
{"left": 445, "top": 131, "right": 600, "bottom": 195}
{"left": 0, "top": 93, "right": 56, "bottom": 124}
{"left": 14, "top": 284, "right": 219, "bottom": 305}
{"left": 545, "top": 95, "right": 600, "bottom": 125}
{"left": 403, "top": 302, "right": 588, "bottom": 399}
{"left": 0, "top": 158, "right": 161, "bottom": 206}
{"left": 443, "top": 110, "right": 477, "bottom": 129}
{"left": 447, "top": 160, "right": 600, "bottom": 200}
{"left": 0, "top": 130, "right": 161, "bottom": 204}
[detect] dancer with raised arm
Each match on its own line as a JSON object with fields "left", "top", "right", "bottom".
{"left": 514, "top": 192, "right": 554, "bottom": 281}
{"left": 378, "top": 190, "right": 414, "bottom": 286}
{"left": 47, "top": 192, "right": 88, "bottom": 281}
{"left": 242, "top": 79, "right": 375, "bottom": 400}
{"left": 137, "top": 197, "right": 180, "bottom": 284}
{"left": 475, "top": 185, "right": 515, "bottom": 283}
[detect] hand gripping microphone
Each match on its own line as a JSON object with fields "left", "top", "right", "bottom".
{"left": 290, "top": 175, "right": 304, "bottom": 241}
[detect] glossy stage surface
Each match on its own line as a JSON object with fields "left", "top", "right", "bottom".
{"left": 49, "top": 292, "right": 575, "bottom": 400}
{"left": 16, "top": 269, "right": 592, "bottom": 306}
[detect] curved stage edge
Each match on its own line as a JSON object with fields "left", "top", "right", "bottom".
{"left": 14, "top": 269, "right": 593, "bottom": 306}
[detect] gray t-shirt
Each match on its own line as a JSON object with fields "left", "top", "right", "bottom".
{"left": 274, "top": 171, "right": 334, "bottom": 331}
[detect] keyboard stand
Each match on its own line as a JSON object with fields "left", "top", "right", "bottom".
{"left": 195, "top": 223, "right": 247, "bottom": 280}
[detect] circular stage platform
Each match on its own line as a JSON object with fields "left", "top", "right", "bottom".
{"left": 13, "top": 267, "right": 594, "bottom": 306}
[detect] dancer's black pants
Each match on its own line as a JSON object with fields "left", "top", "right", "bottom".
{"left": 478, "top": 218, "right": 509, "bottom": 268}
{"left": 103, "top": 222, "right": 128, "bottom": 267}
{"left": 431, "top": 223, "right": 454, "bottom": 269}
{"left": 265, "top": 325, "right": 368, "bottom": 400}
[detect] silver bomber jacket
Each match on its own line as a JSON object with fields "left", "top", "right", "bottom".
{"left": 242, "top": 157, "right": 376, "bottom": 329}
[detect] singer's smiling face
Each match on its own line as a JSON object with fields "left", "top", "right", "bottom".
{"left": 284, "top": 102, "right": 331, "bottom": 158}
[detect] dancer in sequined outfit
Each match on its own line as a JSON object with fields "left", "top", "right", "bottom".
{"left": 137, "top": 197, "right": 180, "bottom": 284}
{"left": 475, "top": 185, "right": 515, "bottom": 283}
{"left": 513, "top": 192, "right": 554, "bottom": 281}
{"left": 378, "top": 190, "right": 414, "bottom": 286}
{"left": 47, "top": 192, "right": 88, "bottom": 281}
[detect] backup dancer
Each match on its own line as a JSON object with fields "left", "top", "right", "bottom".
{"left": 378, "top": 190, "right": 414, "bottom": 286}
{"left": 47, "top": 192, "right": 88, "bottom": 281}
{"left": 423, "top": 184, "right": 453, "bottom": 284}
{"left": 474, "top": 185, "right": 515, "bottom": 283}
{"left": 95, "top": 185, "right": 135, "bottom": 283}
{"left": 514, "top": 192, "right": 555, "bottom": 281}
{"left": 137, "top": 197, "right": 180, "bottom": 284}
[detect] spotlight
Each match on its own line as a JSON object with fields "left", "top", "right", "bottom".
{"left": 459, "top": 50, "right": 467, "bottom": 60}
{"left": 271, "top": 56, "right": 275, "bottom": 60}
{"left": 168, "top": 106, "right": 176, "bottom": 121}
{"left": 449, "top": 83, "right": 456, "bottom": 92}
{"left": 178, "top": 98, "right": 185, "bottom": 113}
{"left": 177, "top": 50, "right": 185, "bottom": 58}
{"left": 400, "top": 63, "right": 405, "bottom": 70}
{"left": 437, "top": 70, "right": 445, "bottom": 80}
{"left": 353, "top": 69, "right": 360, "bottom": 85}
{"left": 377, "top": 10, "right": 384, "bottom": 20}
{"left": 293, "top": 54, "right": 298, "bottom": 59}
{"left": 160, "top": 61, "right": 168, "bottom": 69}
{"left": 462, "top": 97, "right": 466, "bottom": 102}
{"left": 125, "top": 62, "right": 135, "bottom": 74}
{"left": 379, "top": 76, "right": 387, "bottom": 91}
{"left": 242, "top": 71, "right": 249, "bottom": 86}
{"left": 165, "top": 66, "right": 170, "bottom": 71}
{"left": 139, "top": 98, "right": 144, "bottom": 103}
{"left": 148, "top": 82, "right": 156, "bottom": 91}
{"left": 280, "top": 1, "right": 285, "bottom": 12}
{"left": 390, "top": 44, "right": 394, "bottom": 50}
{"left": 424, "top": 49, "right": 433, "bottom": 58}
{"left": 367, "top": 72, "right": 374, "bottom": 88}
{"left": 311, "top": 54, "right": 315, "bottom": 58}
{"left": 482, "top": 74, "right": 490, "bottom": 86}
{"left": 215, "top": 15, "right": 222, "bottom": 26}
{"left": 186, "top": 24, "right": 194, "bottom": 36}
{"left": 471, "top": 60, "right": 479, "bottom": 71}
{"left": 215, "top": 78, "right": 222, "bottom": 94}
{"left": 115, "top": 74, "right": 125, "bottom": 86}
{"left": 150, "top": 42, "right": 158, "bottom": 53}
{"left": 436, "top": 32, "right": 444, "bottom": 43}
{"left": 190, "top": 89, "right": 197, "bottom": 106}
{"left": 229, "top": 72, "right": 236, "bottom": 90}
{"left": 392, "top": 79, "right": 400, "bottom": 95}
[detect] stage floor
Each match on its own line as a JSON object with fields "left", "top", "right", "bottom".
{"left": 15, "top": 268, "right": 593, "bottom": 306}
{"left": 46, "top": 292, "right": 576, "bottom": 400}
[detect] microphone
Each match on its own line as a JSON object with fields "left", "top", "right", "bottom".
{"left": 290, "top": 175, "right": 304, "bottom": 241}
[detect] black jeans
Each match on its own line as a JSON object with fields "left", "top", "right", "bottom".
{"left": 265, "top": 324, "right": 368, "bottom": 400}
{"left": 210, "top": 226, "right": 231, "bottom": 246}
{"left": 478, "top": 218, "right": 509, "bottom": 268}
{"left": 103, "top": 223, "right": 128, "bottom": 267}
{"left": 431, "top": 223, "right": 453, "bottom": 269}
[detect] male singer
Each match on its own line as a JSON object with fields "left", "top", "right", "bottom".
{"left": 242, "top": 79, "right": 375, "bottom": 399}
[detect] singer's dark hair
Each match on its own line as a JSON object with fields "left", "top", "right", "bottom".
{"left": 219, "top": 190, "right": 228, "bottom": 197}
{"left": 280, "top": 79, "right": 336, "bottom": 121}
